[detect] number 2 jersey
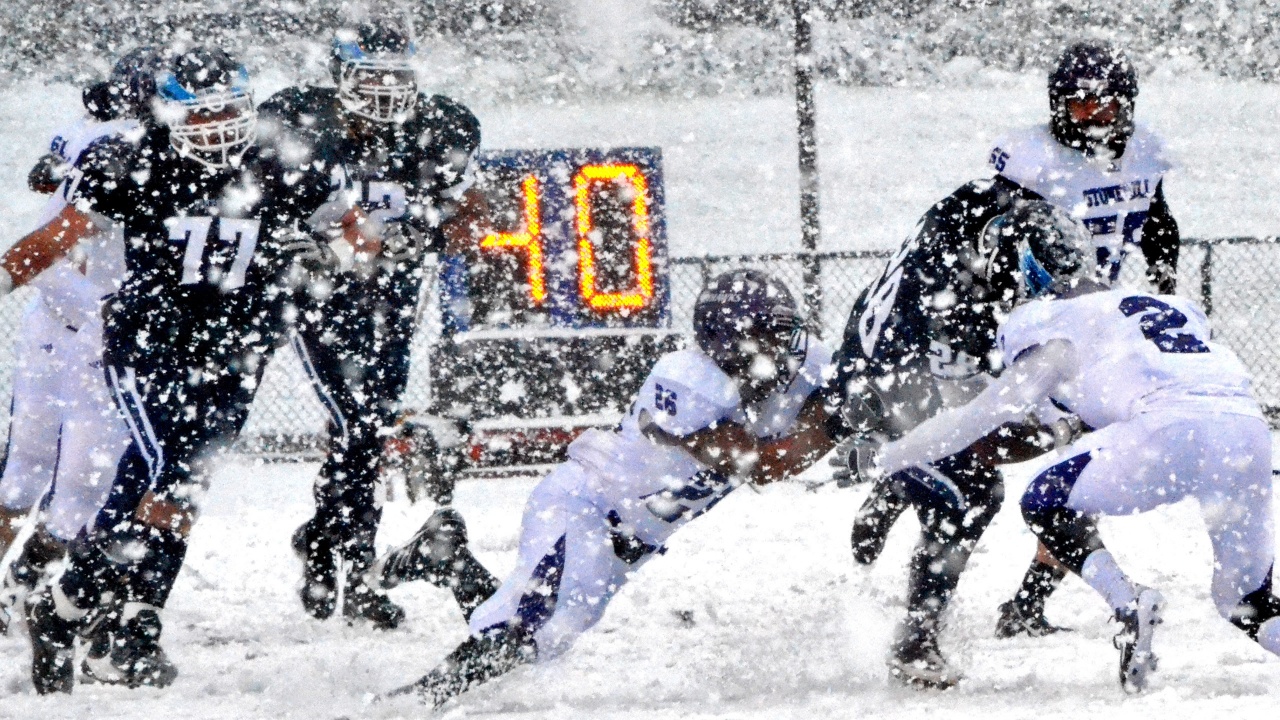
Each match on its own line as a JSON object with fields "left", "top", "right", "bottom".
{"left": 66, "top": 127, "right": 336, "bottom": 369}
{"left": 998, "top": 289, "right": 1261, "bottom": 430}
{"left": 566, "top": 336, "right": 832, "bottom": 547}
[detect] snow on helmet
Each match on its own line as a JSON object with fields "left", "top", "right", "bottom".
{"left": 154, "top": 46, "right": 256, "bottom": 170}
{"left": 693, "top": 269, "right": 805, "bottom": 401}
{"left": 984, "top": 201, "right": 1099, "bottom": 299}
{"left": 330, "top": 22, "right": 418, "bottom": 123}
{"left": 1048, "top": 41, "right": 1138, "bottom": 158}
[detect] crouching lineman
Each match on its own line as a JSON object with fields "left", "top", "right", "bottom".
{"left": 364, "top": 270, "right": 839, "bottom": 708}
{"left": 257, "top": 21, "right": 482, "bottom": 629}
{"left": 862, "top": 200, "right": 1279, "bottom": 692}
{"left": 0, "top": 48, "right": 160, "bottom": 632}
{"left": 828, "top": 39, "right": 1181, "bottom": 687}
{"left": 5, "top": 46, "right": 367, "bottom": 694}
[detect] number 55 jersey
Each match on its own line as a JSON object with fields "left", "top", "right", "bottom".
{"left": 67, "top": 127, "right": 337, "bottom": 369}
{"left": 997, "top": 288, "right": 1262, "bottom": 428}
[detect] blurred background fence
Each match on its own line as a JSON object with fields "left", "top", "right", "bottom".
{"left": 0, "top": 237, "right": 1272, "bottom": 459}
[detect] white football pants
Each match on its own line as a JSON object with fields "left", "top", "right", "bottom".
{"left": 0, "top": 300, "right": 129, "bottom": 541}
{"left": 468, "top": 460, "right": 646, "bottom": 661}
{"left": 1056, "top": 409, "right": 1274, "bottom": 619}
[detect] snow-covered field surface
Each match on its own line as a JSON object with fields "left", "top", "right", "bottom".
{"left": 2, "top": 454, "right": 1278, "bottom": 719}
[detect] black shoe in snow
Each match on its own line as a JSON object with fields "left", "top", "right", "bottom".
{"left": 995, "top": 600, "right": 1072, "bottom": 639}
{"left": 851, "top": 479, "right": 909, "bottom": 566}
{"left": 888, "top": 633, "right": 962, "bottom": 690}
{"left": 371, "top": 509, "right": 470, "bottom": 590}
{"left": 1115, "top": 587, "right": 1165, "bottom": 694}
{"left": 293, "top": 520, "right": 338, "bottom": 621}
{"left": 343, "top": 577, "right": 406, "bottom": 631}
{"left": 25, "top": 589, "right": 77, "bottom": 695}
{"left": 81, "top": 607, "right": 178, "bottom": 689}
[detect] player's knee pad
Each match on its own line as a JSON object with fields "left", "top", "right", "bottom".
{"left": 1229, "top": 567, "right": 1280, "bottom": 643}
{"left": 1020, "top": 503, "right": 1101, "bottom": 575}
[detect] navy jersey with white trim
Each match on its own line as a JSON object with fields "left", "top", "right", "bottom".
{"left": 830, "top": 175, "right": 1031, "bottom": 394}
{"left": 66, "top": 127, "right": 336, "bottom": 367}
{"left": 258, "top": 86, "right": 480, "bottom": 246}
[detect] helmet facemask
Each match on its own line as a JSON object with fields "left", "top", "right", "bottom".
{"left": 337, "top": 55, "right": 417, "bottom": 123}
{"left": 157, "top": 70, "right": 257, "bottom": 171}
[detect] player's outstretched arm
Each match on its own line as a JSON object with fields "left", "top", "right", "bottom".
{"left": 0, "top": 204, "right": 96, "bottom": 294}
{"left": 639, "top": 391, "right": 836, "bottom": 486}
{"left": 876, "top": 339, "right": 1076, "bottom": 476}
{"left": 751, "top": 393, "right": 837, "bottom": 485}
{"left": 639, "top": 409, "right": 760, "bottom": 479}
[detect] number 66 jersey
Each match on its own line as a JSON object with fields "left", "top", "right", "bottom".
{"left": 67, "top": 128, "right": 337, "bottom": 368}
{"left": 997, "top": 288, "right": 1262, "bottom": 429}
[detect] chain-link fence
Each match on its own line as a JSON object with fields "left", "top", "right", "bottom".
{"left": 0, "top": 237, "right": 1274, "bottom": 457}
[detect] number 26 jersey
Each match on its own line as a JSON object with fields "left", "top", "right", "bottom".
{"left": 67, "top": 128, "right": 336, "bottom": 367}
{"left": 998, "top": 289, "right": 1261, "bottom": 430}
{"left": 566, "top": 336, "right": 832, "bottom": 546}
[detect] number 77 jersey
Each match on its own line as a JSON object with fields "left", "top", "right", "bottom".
{"left": 67, "top": 128, "right": 337, "bottom": 366}
{"left": 997, "top": 288, "right": 1262, "bottom": 430}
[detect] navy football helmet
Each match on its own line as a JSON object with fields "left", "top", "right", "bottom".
{"left": 1049, "top": 41, "right": 1139, "bottom": 158}
{"left": 330, "top": 22, "right": 418, "bottom": 123}
{"left": 154, "top": 46, "right": 256, "bottom": 170}
{"left": 983, "top": 201, "right": 1099, "bottom": 299}
{"left": 694, "top": 269, "right": 805, "bottom": 402}
{"left": 82, "top": 47, "right": 164, "bottom": 122}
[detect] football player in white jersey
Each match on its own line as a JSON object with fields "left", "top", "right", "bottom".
{"left": 989, "top": 40, "right": 1180, "bottom": 291}
{"left": 0, "top": 48, "right": 160, "bottom": 634}
{"left": 840, "top": 41, "right": 1183, "bottom": 661}
{"left": 368, "top": 270, "right": 839, "bottom": 708}
{"left": 861, "top": 201, "right": 1277, "bottom": 692}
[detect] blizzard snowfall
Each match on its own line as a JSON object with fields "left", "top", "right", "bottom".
{"left": 0, "top": 75, "right": 1278, "bottom": 718}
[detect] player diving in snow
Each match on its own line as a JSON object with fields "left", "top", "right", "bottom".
{"left": 858, "top": 200, "right": 1279, "bottom": 692}
{"left": 825, "top": 40, "right": 1182, "bottom": 687}
{"left": 362, "top": 269, "right": 839, "bottom": 707}
{"left": 258, "top": 21, "right": 484, "bottom": 631}
{"left": 0, "top": 48, "right": 162, "bottom": 634}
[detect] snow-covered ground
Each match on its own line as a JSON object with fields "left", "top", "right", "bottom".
{"left": 2, "top": 455, "right": 1278, "bottom": 719}
{"left": 0, "top": 75, "right": 1279, "bottom": 717}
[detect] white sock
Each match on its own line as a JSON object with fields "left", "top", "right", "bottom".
{"left": 1257, "top": 617, "right": 1280, "bottom": 656}
{"left": 1080, "top": 550, "right": 1138, "bottom": 613}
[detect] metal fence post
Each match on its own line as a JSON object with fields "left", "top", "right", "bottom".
{"left": 792, "top": 0, "right": 823, "bottom": 333}
{"left": 1200, "top": 242, "right": 1214, "bottom": 316}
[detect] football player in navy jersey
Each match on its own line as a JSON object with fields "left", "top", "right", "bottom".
{"left": 823, "top": 41, "right": 1182, "bottom": 688}
{"left": 4, "top": 46, "right": 370, "bottom": 694}
{"left": 257, "top": 21, "right": 482, "bottom": 630}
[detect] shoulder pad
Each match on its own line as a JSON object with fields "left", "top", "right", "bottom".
{"left": 416, "top": 95, "right": 481, "bottom": 151}
{"left": 1124, "top": 125, "right": 1173, "bottom": 173}
{"left": 987, "top": 124, "right": 1057, "bottom": 189}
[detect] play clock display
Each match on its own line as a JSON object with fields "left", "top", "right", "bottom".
{"left": 432, "top": 147, "right": 681, "bottom": 468}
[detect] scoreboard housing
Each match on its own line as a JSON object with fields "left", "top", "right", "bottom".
{"left": 430, "top": 147, "right": 682, "bottom": 468}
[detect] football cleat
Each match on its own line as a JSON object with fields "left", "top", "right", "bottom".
{"left": 81, "top": 606, "right": 178, "bottom": 689}
{"left": 293, "top": 520, "right": 338, "bottom": 621}
{"left": 888, "top": 633, "right": 962, "bottom": 690}
{"left": 371, "top": 508, "right": 470, "bottom": 590}
{"left": 995, "top": 600, "right": 1072, "bottom": 639}
{"left": 342, "top": 577, "right": 405, "bottom": 631}
{"left": 25, "top": 588, "right": 77, "bottom": 695}
{"left": 1115, "top": 587, "right": 1165, "bottom": 693}
{"left": 850, "top": 479, "right": 909, "bottom": 565}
